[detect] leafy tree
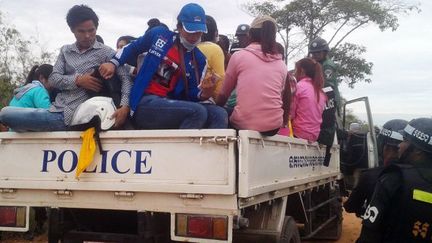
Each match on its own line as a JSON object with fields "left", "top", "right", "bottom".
{"left": 331, "top": 43, "right": 373, "bottom": 87}
{"left": 0, "top": 11, "right": 54, "bottom": 108}
{"left": 0, "top": 75, "right": 14, "bottom": 108}
{"left": 245, "top": 0, "right": 419, "bottom": 87}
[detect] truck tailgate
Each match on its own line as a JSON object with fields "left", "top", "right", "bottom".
{"left": 0, "top": 130, "right": 236, "bottom": 195}
{"left": 238, "top": 130, "right": 340, "bottom": 198}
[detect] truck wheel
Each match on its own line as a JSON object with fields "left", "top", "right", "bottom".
{"left": 278, "top": 216, "right": 300, "bottom": 243}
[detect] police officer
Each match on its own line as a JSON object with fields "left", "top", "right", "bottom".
{"left": 376, "top": 119, "right": 409, "bottom": 166}
{"left": 309, "top": 37, "right": 340, "bottom": 166}
{"left": 229, "top": 24, "right": 250, "bottom": 53}
{"left": 344, "top": 119, "right": 408, "bottom": 217}
{"left": 357, "top": 118, "right": 432, "bottom": 242}
{"left": 224, "top": 24, "right": 251, "bottom": 110}
{"left": 308, "top": 37, "right": 340, "bottom": 110}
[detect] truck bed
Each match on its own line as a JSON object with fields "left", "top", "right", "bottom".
{"left": 0, "top": 129, "right": 340, "bottom": 211}
{"left": 0, "top": 130, "right": 237, "bottom": 195}
{"left": 238, "top": 130, "right": 340, "bottom": 198}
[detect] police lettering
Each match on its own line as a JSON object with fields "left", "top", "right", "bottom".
{"left": 41, "top": 149, "right": 152, "bottom": 174}
{"left": 324, "top": 98, "right": 335, "bottom": 110}
{"left": 363, "top": 205, "right": 379, "bottom": 223}
{"left": 412, "top": 129, "right": 430, "bottom": 143}
{"left": 289, "top": 156, "right": 324, "bottom": 168}
{"left": 380, "top": 128, "right": 393, "bottom": 137}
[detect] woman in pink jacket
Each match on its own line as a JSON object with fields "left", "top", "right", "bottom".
{"left": 216, "top": 16, "right": 288, "bottom": 136}
{"left": 290, "top": 58, "right": 327, "bottom": 141}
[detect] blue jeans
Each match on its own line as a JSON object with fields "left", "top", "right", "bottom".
{"left": 133, "top": 95, "right": 228, "bottom": 129}
{"left": 202, "top": 103, "right": 228, "bottom": 128}
{"left": 0, "top": 107, "right": 66, "bottom": 132}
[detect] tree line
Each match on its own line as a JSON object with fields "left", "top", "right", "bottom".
{"left": 0, "top": 12, "right": 54, "bottom": 108}
{"left": 245, "top": 0, "right": 419, "bottom": 87}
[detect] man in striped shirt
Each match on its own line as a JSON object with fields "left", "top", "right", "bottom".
{"left": 0, "top": 5, "right": 132, "bottom": 131}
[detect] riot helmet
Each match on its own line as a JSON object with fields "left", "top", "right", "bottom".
{"left": 308, "top": 37, "right": 330, "bottom": 53}
{"left": 377, "top": 119, "right": 408, "bottom": 164}
{"left": 235, "top": 24, "right": 250, "bottom": 36}
{"left": 402, "top": 118, "right": 432, "bottom": 153}
{"left": 231, "top": 24, "right": 251, "bottom": 52}
{"left": 378, "top": 119, "right": 408, "bottom": 146}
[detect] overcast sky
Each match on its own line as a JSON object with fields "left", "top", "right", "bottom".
{"left": 0, "top": 0, "right": 430, "bottom": 126}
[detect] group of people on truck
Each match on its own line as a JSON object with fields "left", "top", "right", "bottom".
{"left": 0, "top": 2, "right": 337, "bottom": 144}
{"left": 0, "top": 3, "right": 431, "bottom": 242}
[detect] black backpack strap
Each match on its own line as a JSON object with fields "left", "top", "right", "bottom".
{"left": 323, "top": 145, "right": 332, "bottom": 167}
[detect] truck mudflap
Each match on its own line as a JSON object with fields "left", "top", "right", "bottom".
{"left": 237, "top": 131, "right": 340, "bottom": 200}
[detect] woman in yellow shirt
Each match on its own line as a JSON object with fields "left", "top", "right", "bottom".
{"left": 198, "top": 15, "right": 225, "bottom": 100}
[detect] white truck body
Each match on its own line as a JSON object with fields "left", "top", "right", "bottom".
{"left": 0, "top": 129, "right": 340, "bottom": 242}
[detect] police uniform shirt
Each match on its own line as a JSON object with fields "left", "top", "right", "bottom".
{"left": 357, "top": 169, "right": 402, "bottom": 243}
{"left": 357, "top": 162, "right": 432, "bottom": 242}
{"left": 344, "top": 167, "right": 385, "bottom": 217}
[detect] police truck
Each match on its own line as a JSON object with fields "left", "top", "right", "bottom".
{"left": 0, "top": 98, "right": 377, "bottom": 243}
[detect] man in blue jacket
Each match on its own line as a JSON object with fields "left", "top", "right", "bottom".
{"left": 99, "top": 3, "right": 227, "bottom": 129}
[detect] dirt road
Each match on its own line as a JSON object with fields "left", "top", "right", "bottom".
{"left": 336, "top": 210, "right": 362, "bottom": 243}
{"left": 302, "top": 210, "right": 362, "bottom": 243}
{"left": 1, "top": 211, "right": 361, "bottom": 243}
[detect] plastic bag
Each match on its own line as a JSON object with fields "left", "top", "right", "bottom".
{"left": 75, "top": 127, "right": 97, "bottom": 179}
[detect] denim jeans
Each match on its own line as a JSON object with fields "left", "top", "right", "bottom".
{"left": 0, "top": 107, "right": 66, "bottom": 132}
{"left": 202, "top": 103, "right": 228, "bottom": 129}
{"left": 133, "top": 95, "right": 228, "bottom": 129}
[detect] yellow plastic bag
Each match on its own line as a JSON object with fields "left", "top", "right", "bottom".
{"left": 288, "top": 119, "right": 294, "bottom": 137}
{"left": 76, "top": 127, "right": 97, "bottom": 179}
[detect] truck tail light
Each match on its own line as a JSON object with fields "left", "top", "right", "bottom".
{"left": 0, "top": 206, "right": 26, "bottom": 228}
{"left": 175, "top": 213, "right": 228, "bottom": 240}
{"left": 188, "top": 216, "right": 212, "bottom": 238}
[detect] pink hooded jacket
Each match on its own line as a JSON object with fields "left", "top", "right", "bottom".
{"left": 218, "top": 43, "right": 287, "bottom": 131}
{"left": 290, "top": 77, "right": 326, "bottom": 141}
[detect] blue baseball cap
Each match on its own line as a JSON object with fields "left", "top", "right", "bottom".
{"left": 177, "top": 3, "right": 207, "bottom": 33}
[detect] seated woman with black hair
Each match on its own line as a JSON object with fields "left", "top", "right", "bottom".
{"left": 216, "top": 16, "right": 288, "bottom": 136}
{"left": 9, "top": 64, "right": 53, "bottom": 109}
